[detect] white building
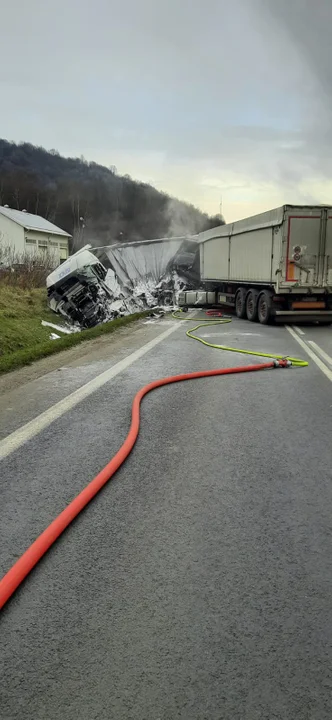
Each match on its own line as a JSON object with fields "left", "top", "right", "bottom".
{"left": 0, "top": 206, "right": 71, "bottom": 266}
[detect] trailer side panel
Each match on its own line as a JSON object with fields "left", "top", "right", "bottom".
{"left": 201, "top": 235, "right": 229, "bottom": 281}
{"left": 230, "top": 227, "right": 273, "bottom": 282}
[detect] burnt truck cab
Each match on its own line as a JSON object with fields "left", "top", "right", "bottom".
{"left": 46, "top": 246, "right": 112, "bottom": 328}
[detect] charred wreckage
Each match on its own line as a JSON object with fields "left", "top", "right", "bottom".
{"left": 46, "top": 237, "right": 200, "bottom": 328}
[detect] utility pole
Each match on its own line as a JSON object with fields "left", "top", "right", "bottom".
{"left": 79, "top": 216, "right": 86, "bottom": 247}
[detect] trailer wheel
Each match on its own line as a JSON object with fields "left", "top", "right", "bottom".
{"left": 258, "top": 291, "right": 273, "bottom": 324}
{"left": 235, "top": 288, "right": 247, "bottom": 319}
{"left": 246, "top": 290, "right": 259, "bottom": 322}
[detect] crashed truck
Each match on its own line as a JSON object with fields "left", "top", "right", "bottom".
{"left": 179, "top": 205, "right": 332, "bottom": 324}
{"left": 47, "top": 204, "right": 332, "bottom": 328}
{"left": 46, "top": 237, "right": 200, "bottom": 328}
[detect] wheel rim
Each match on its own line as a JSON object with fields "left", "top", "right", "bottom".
{"left": 259, "top": 297, "right": 267, "bottom": 320}
{"left": 236, "top": 294, "right": 244, "bottom": 315}
{"left": 247, "top": 294, "right": 254, "bottom": 317}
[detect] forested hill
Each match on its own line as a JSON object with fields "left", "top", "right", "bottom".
{"left": 0, "top": 140, "right": 223, "bottom": 249}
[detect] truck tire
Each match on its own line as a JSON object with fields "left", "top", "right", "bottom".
{"left": 246, "top": 289, "right": 259, "bottom": 322}
{"left": 258, "top": 291, "right": 273, "bottom": 324}
{"left": 235, "top": 288, "right": 247, "bottom": 319}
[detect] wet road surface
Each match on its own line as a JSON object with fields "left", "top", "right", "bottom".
{"left": 1, "top": 315, "right": 332, "bottom": 719}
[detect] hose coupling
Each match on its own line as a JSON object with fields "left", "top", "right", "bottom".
{"left": 280, "top": 358, "right": 292, "bottom": 368}
{"left": 273, "top": 358, "right": 292, "bottom": 368}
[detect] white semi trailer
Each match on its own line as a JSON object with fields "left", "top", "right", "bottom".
{"left": 178, "top": 205, "right": 332, "bottom": 324}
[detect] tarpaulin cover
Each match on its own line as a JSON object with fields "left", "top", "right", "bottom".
{"left": 102, "top": 237, "right": 191, "bottom": 287}
{"left": 47, "top": 236, "right": 201, "bottom": 327}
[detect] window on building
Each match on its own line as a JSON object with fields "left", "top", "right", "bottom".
{"left": 59, "top": 242, "right": 68, "bottom": 262}
{"left": 25, "top": 237, "right": 36, "bottom": 245}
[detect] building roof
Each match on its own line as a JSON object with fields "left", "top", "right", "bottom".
{"left": 0, "top": 206, "right": 71, "bottom": 237}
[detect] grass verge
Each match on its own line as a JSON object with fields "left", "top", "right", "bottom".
{"left": 0, "top": 286, "right": 56, "bottom": 355}
{"left": 0, "top": 285, "right": 151, "bottom": 375}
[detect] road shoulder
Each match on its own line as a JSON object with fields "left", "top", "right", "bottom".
{"left": 0, "top": 317, "right": 176, "bottom": 442}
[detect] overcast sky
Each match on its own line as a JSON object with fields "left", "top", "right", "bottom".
{"left": 1, "top": 0, "right": 331, "bottom": 221}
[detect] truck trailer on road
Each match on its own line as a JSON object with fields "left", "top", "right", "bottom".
{"left": 178, "top": 205, "right": 332, "bottom": 323}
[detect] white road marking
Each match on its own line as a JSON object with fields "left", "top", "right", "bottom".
{"left": 143, "top": 320, "right": 175, "bottom": 326}
{"left": 293, "top": 325, "right": 305, "bottom": 336}
{"left": 0, "top": 322, "right": 181, "bottom": 461}
{"left": 308, "top": 341, "right": 332, "bottom": 367}
{"left": 286, "top": 326, "right": 332, "bottom": 382}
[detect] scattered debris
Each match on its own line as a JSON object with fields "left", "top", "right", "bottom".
{"left": 46, "top": 238, "right": 200, "bottom": 329}
{"left": 41, "top": 320, "right": 80, "bottom": 335}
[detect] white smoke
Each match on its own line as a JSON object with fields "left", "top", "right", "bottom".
{"left": 165, "top": 197, "right": 210, "bottom": 237}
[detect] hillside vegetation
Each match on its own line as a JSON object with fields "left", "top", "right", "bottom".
{"left": 0, "top": 139, "right": 222, "bottom": 250}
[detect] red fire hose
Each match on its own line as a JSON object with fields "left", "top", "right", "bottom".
{"left": 0, "top": 359, "right": 290, "bottom": 610}
{"left": 205, "top": 309, "right": 225, "bottom": 317}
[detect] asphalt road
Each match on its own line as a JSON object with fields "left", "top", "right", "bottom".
{"left": 1, "top": 315, "right": 332, "bottom": 720}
